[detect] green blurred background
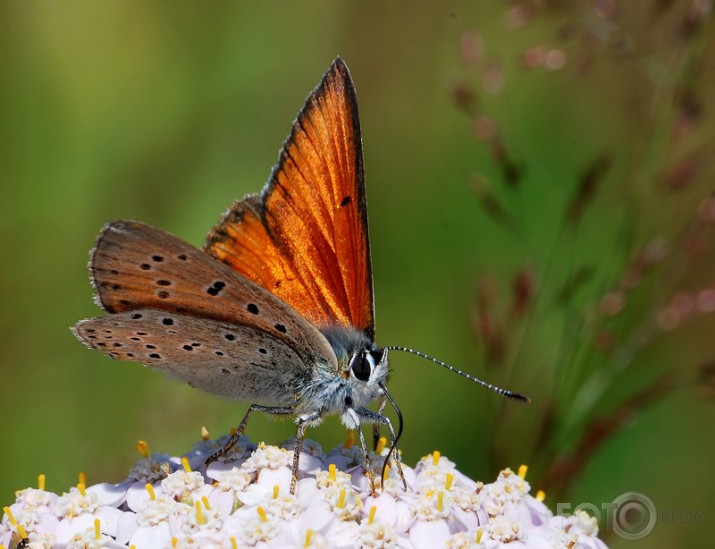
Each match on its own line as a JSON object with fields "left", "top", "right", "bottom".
{"left": 2, "top": 2, "right": 714, "bottom": 547}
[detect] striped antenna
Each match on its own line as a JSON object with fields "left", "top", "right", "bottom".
{"left": 384, "top": 346, "right": 530, "bottom": 403}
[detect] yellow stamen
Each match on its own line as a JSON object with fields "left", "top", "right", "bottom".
{"left": 476, "top": 528, "right": 484, "bottom": 543}
{"left": 425, "top": 489, "right": 434, "bottom": 498}
{"left": 256, "top": 506, "right": 268, "bottom": 523}
{"left": 518, "top": 464, "right": 528, "bottom": 479}
{"left": 536, "top": 489, "right": 546, "bottom": 502}
{"left": 336, "top": 488, "right": 346, "bottom": 509}
{"left": 145, "top": 483, "right": 156, "bottom": 500}
{"left": 368, "top": 505, "right": 377, "bottom": 525}
{"left": 16, "top": 525, "right": 28, "bottom": 539}
{"left": 230, "top": 537, "right": 237, "bottom": 549}
{"left": 94, "top": 517, "right": 101, "bottom": 540}
{"left": 382, "top": 464, "right": 390, "bottom": 482}
{"left": 136, "top": 440, "right": 150, "bottom": 458}
{"left": 195, "top": 500, "right": 205, "bottom": 524}
{"left": 77, "top": 483, "right": 87, "bottom": 497}
{"left": 375, "top": 437, "right": 387, "bottom": 454}
{"left": 201, "top": 426, "right": 210, "bottom": 441}
{"left": 171, "top": 537, "right": 178, "bottom": 548}
{"left": 344, "top": 430, "right": 355, "bottom": 448}
{"left": 38, "top": 473, "right": 46, "bottom": 491}
{"left": 304, "top": 529, "right": 314, "bottom": 547}
{"left": 3, "top": 507, "right": 17, "bottom": 525}
{"left": 432, "top": 451, "right": 441, "bottom": 466}
{"left": 181, "top": 457, "right": 191, "bottom": 472}
{"left": 273, "top": 485, "right": 280, "bottom": 499}
{"left": 202, "top": 495, "right": 210, "bottom": 509}
{"left": 130, "top": 546, "right": 137, "bottom": 549}
{"left": 328, "top": 463, "right": 336, "bottom": 482}
{"left": 445, "top": 473, "right": 454, "bottom": 490}
{"left": 437, "top": 491, "right": 444, "bottom": 512}
{"left": 78, "top": 471, "right": 87, "bottom": 487}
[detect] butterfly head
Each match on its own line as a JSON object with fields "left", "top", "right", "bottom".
{"left": 348, "top": 347, "right": 386, "bottom": 383}
{"left": 319, "top": 327, "right": 389, "bottom": 402}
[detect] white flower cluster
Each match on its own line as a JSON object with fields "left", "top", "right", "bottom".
{"left": 1, "top": 436, "right": 608, "bottom": 548}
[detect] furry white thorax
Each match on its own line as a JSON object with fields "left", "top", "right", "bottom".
{"left": 296, "top": 327, "right": 389, "bottom": 428}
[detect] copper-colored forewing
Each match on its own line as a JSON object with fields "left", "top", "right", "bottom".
{"left": 203, "top": 58, "right": 374, "bottom": 338}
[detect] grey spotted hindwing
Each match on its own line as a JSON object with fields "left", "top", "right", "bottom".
{"left": 73, "top": 309, "right": 310, "bottom": 406}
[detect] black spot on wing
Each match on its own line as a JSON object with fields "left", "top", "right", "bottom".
{"left": 207, "top": 281, "right": 226, "bottom": 296}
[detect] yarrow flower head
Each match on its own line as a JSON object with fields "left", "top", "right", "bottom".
{"left": 0, "top": 436, "right": 610, "bottom": 548}
{"left": 126, "top": 442, "right": 171, "bottom": 484}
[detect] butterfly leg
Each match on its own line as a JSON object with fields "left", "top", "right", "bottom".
{"left": 290, "top": 411, "right": 322, "bottom": 495}
{"left": 355, "top": 407, "right": 407, "bottom": 492}
{"left": 354, "top": 423, "right": 377, "bottom": 495}
{"left": 341, "top": 406, "right": 378, "bottom": 494}
{"left": 372, "top": 394, "right": 387, "bottom": 451}
{"left": 207, "top": 404, "right": 295, "bottom": 465}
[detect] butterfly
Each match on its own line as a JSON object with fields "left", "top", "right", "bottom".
{"left": 73, "top": 58, "right": 527, "bottom": 494}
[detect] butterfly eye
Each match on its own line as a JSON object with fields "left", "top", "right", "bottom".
{"left": 350, "top": 351, "right": 373, "bottom": 382}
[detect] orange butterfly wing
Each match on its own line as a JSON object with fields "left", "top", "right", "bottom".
{"left": 203, "top": 58, "right": 375, "bottom": 338}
